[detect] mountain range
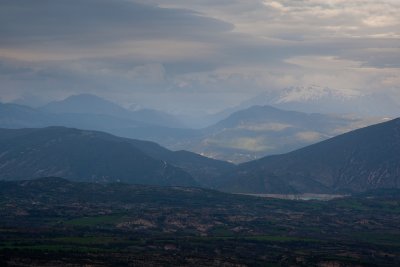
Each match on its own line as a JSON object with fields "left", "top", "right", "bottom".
{"left": 2, "top": 94, "right": 388, "bottom": 163}
{"left": 0, "top": 103, "right": 54, "bottom": 128}
{"left": 0, "top": 127, "right": 233, "bottom": 187}
{"left": 1, "top": 117, "right": 400, "bottom": 194}
{"left": 218, "top": 118, "right": 400, "bottom": 194}
{"left": 180, "top": 105, "right": 386, "bottom": 162}
{"left": 2, "top": 94, "right": 184, "bottom": 130}
{"left": 41, "top": 94, "right": 185, "bottom": 128}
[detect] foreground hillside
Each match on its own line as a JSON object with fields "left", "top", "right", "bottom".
{"left": 0, "top": 177, "right": 399, "bottom": 266}
{"left": 0, "top": 127, "right": 233, "bottom": 187}
{"left": 219, "top": 118, "right": 400, "bottom": 194}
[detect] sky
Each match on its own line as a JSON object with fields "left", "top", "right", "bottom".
{"left": 0, "top": 0, "right": 399, "bottom": 114}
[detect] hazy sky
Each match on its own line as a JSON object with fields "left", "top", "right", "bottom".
{"left": 0, "top": 0, "right": 399, "bottom": 113}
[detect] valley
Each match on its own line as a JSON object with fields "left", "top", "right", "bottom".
{"left": 0, "top": 178, "right": 399, "bottom": 266}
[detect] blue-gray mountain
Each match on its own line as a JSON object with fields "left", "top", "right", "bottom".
{"left": 0, "top": 127, "right": 233, "bottom": 187}
{"left": 218, "top": 118, "right": 400, "bottom": 194}
{"left": 1, "top": 94, "right": 388, "bottom": 163}
{"left": 1, "top": 94, "right": 184, "bottom": 129}
{"left": 0, "top": 103, "right": 54, "bottom": 128}
{"left": 41, "top": 94, "right": 185, "bottom": 128}
{"left": 173, "top": 105, "right": 387, "bottom": 163}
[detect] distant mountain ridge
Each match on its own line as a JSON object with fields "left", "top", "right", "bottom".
{"left": 41, "top": 94, "right": 129, "bottom": 116}
{"left": 2, "top": 94, "right": 184, "bottom": 130}
{"left": 0, "top": 103, "right": 53, "bottom": 128}
{"left": 40, "top": 94, "right": 185, "bottom": 128}
{"left": 177, "top": 105, "right": 389, "bottom": 162}
{"left": 242, "top": 85, "right": 400, "bottom": 117}
{"left": 0, "top": 99, "right": 388, "bottom": 163}
{"left": 218, "top": 118, "right": 400, "bottom": 194}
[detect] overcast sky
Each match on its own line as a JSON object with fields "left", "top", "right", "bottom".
{"left": 0, "top": 0, "right": 399, "bottom": 113}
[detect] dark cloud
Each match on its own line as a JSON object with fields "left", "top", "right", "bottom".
{"left": 0, "top": 0, "right": 232, "bottom": 47}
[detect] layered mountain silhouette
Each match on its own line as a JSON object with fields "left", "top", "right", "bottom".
{"left": 191, "top": 106, "right": 384, "bottom": 163}
{"left": 0, "top": 127, "right": 233, "bottom": 187}
{"left": 41, "top": 94, "right": 185, "bottom": 128}
{"left": 1, "top": 117, "right": 399, "bottom": 193}
{"left": 1, "top": 95, "right": 183, "bottom": 131}
{"left": 0, "top": 103, "right": 53, "bottom": 128}
{"left": 173, "top": 105, "right": 387, "bottom": 163}
{"left": 41, "top": 94, "right": 130, "bottom": 117}
{"left": 109, "top": 105, "right": 386, "bottom": 163}
{"left": 218, "top": 118, "right": 400, "bottom": 194}
{"left": 1, "top": 94, "right": 388, "bottom": 163}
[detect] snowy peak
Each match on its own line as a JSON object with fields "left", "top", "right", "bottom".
{"left": 242, "top": 85, "right": 399, "bottom": 117}
{"left": 275, "top": 85, "right": 363, "bottom": 103}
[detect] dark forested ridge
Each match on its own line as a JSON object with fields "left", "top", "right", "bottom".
{"left": 0, "top": 127, "right": 233, "bottom": 187}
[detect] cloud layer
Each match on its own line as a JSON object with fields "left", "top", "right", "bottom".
{"left": 0, "top": 0, "right": 399, "bottom": 113}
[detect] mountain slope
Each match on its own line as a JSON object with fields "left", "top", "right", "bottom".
{"left": 123, "top": 137, "right": 234, "bottom": 186}
{"left": 0, "top": 101, "right": 198, "bottom": 150}
{"left": 183, "top": 105, "right": 387, "bottom": 163}
{"left": 40, "top": 94, "right": 184, "bottom": 128}
{"left": 40, "top": 94, "right": 129, "bottom": 117}
{"left": 0, "top": 127, "right": 197, "bottom": 186}
{"left": 0, "top": 103, "right": 53, "bottom": 128}
{"left": 111, "top": 105, "right": 388, "bottom": 163}
{"left": 219, "top": 118, "right": 400, "bottom": 194}
{"left": 1, "top": 100, "right": 388, "bottom": 164}
{"left": 0, "top": 127, "right": 234, "bottom": 187}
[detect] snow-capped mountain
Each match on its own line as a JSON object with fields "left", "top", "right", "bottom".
{"left": 274, "top": 85, "right": 362, "bottom": 103}
{"left": 242, "top": 85, "right": 399, "bottom": 117}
